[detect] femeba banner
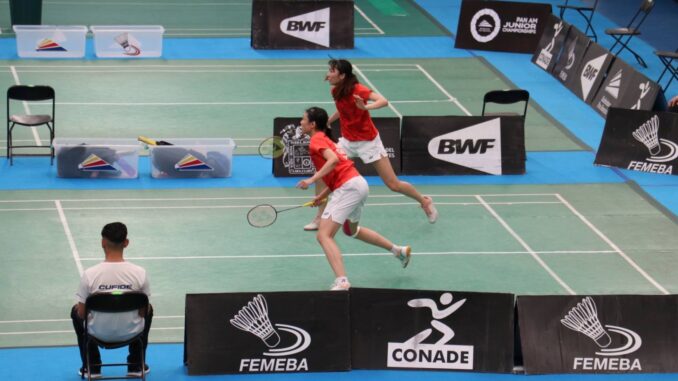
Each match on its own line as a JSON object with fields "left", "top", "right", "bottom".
{"left": 401, "top": 115, "right": 525, "bottom": 175}
{"left": 251, "top": 0, "right": 353, "bottom": 49}
{"left": 351, "top": 288, "right": 515, "bottom": 373}
{"left": 455, "top": 0, "right": 552, "bottom": 53}
{"left": 185, "top": 292, "right": 350, "bottom": 375}
{"left": 595, "top": 108, "right": 678, "bottom": 175}
{"left": 272, "top": 117, "right": 401, "bottom": 177}
{"left": 518, "top": 295, "right": 678, "bottom": 374}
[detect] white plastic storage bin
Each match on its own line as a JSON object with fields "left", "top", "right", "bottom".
{"left": 54, "top": 138, "right": 140, "bottom": 179}
{"left": 148, "top": 138, "right": 235, "bottom": 179}
{"left": 14, "top": 25, "right": 87, "bottom": 58}
{"left": 90, "top": 25, "right": 165, "bottom": 58}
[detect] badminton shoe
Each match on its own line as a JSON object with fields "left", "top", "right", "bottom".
{"left": 396, "top": 246, "right": 411, "bottom": 268}
{"left": 304, "top": 217, "right": 320, "bottom": 231}
{"left": 422, "top": 197, "right": 438, "bottom": 224}
{"left": 78, "top": 367, "right": 102, "bottom": 379}
{"left": 330, "top": 277, "right": 351, "bottom": 291}
{"left": 127, "top": 364, "right": 150, "bottom": 377}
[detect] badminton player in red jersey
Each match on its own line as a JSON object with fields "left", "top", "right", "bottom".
{"left": 304, "top": 59, "right": 438, "bottom": 231}
{"left": 296, "top": 107, "right": 411, "bottom": 291}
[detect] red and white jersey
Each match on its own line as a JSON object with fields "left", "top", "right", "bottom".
{"left": 309, "top": 132, "right": 360, "bottom": 191}
{"left": 332, "top": 83, "right": 379, "bottom": 142}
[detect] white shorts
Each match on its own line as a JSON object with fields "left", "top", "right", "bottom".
{"left": 338, "top": 134, "right": 388, "bottom": 164}
{"left": 321, "top": 176, "right": 369, "bottom": 224}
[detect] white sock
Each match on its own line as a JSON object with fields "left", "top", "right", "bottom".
{"left": 336, "top": 276, "right": 348, "bottom": 284}
{"left": 390, "top": 245, "right": 401, "bottom": 256}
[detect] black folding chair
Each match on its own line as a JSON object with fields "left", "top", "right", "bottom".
{"left": 481, "top": 89, "right": 530, "bottom": 118}
{"left": 6, "top": 85, "right": 55, "bottom": 165}
{"left": 654, "top": 49, "right": 678, "bottom": 92}
{"left": 605, "top": 0, "right": 655, "bottom": 68}
{"left": 558, "top": 0, "right": 599, "bottom": 42}
{"left": 84, "top": 292, "right": 149, "bottom": 381}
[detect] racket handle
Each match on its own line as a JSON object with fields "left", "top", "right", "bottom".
{"left": 138, "top": 136, "right": 173, "bottom": 146}
{"left": 303, "top": 198, "right": 327, "bottom": 207}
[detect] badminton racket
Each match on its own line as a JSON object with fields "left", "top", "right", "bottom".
{"left": 247, "top": 199, "right": 325, "bottom": 228}
{"left": 258, "top": 136, "right": 285, "bottom": 159}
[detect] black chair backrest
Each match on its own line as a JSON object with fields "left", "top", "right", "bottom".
{"left": 626, "top": 0, "right": 654, "bottom": 30}
{"left": 484, "top": 89, "right": 529, "bottom": 105}
{"left": 7, "top": 85, "right": 55, "bottom": 102}
{"left": 86, "top": 292, "right": 149, "bottom": 313}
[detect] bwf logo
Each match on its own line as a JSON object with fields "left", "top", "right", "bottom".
{"left": 280, "top": 8, "right": 330, "bottom": 47}
{"left": 387, "top": 293, "right": 474, "bottom": 370}
{"left": 427, "top": 118, "right": 502, "bottom": 175}
{"left": 230, "top": 295, "right": 311, "bottom": 372}
{"left": 561, "top": 297, "right": 642, "bottom": 371}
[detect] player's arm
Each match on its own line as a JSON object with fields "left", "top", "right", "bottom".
{"left": 354, "top": 91, "right": 388, "bottom": 111}
{"left": 669, "top": 95, "right": 678, "bottom": 108}
{"left": 76, "top": 302, "right": 85, "bottom": 319}
{"left": 328, "top": 110, "right": 340, "bottom": 125}
{"left": 309, "top": 148, "right": 338, "bottom": 182}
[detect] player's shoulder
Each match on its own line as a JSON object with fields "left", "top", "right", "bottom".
{"left": 354, "top": 83, "right": 372, "bottom": 95}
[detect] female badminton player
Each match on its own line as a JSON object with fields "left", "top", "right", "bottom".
{"left": 304, "top": 58, "right": 437, "bottom": 231}
{"left": 296, "top": 107, "right": 411, "bottom": 291}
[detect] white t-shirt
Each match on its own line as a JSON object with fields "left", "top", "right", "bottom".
{"left": 76, "top": 261, "right": 150, "bottom": 342}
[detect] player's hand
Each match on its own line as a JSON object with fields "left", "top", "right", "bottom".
{"left": 311, "top": 196, "right": 325, "bottom": 207}
{"left": 669, "top": 95, "right": 678, "bottom": 108}
{"left": 296, "top": 178, "right": 313, "bottom": 190}
{"left": 354, "top": 95, "right": 367, "bottom": 110}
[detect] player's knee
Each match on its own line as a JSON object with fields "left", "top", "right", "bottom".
{"left": 343, "top": 220, "right": 360, "bottom": 238}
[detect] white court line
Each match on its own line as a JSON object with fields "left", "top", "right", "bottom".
{"left": 354, "top": 5, "right": 385, "bottom": 35}
{"left": 49, "top": 99, "right": 453, "bottom": 107}
{"left": 555, "top": 194, "right": 669, "bottom": 294}
{"left": 353, "top": 64, "right": 402, "bottom": 119}
{"left": 0, "top": 327, "right": 183, "bottom": 335}
{"left": 476, "top": 195, "right": 575, "bottom": 294}
{"left": 0, "top": 201, "right": 563, "bottom": 212}
{"left": 0, "top": 193, "right": 561, "bottom": 203}
{"left": 9, "top": 66, "right": 42, "bottom": 147}
{"left": 0, "top": 315, "right": 183, "bottom": 324}
{"left": 55, "top": 200, "right": 83, "bottom": 276}
{"left": 416, "top": 64, "right": 473, "bottom": 116}
{"left": 80, "top": 250, "right": 619, "bottom": 261}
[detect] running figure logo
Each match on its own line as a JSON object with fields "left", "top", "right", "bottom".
{"left": 387, "top": 292, "right": 474, "bottom": 370}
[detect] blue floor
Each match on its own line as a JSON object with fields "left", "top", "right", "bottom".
{"left": 2, "top": 1, "right": 678, "bottom": 380}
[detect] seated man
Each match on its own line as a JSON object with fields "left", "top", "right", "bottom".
{"left": 71, "top": 222, "right": 152, "bottom": 378}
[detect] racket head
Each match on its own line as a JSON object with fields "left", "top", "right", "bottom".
{"left": 247, "top": 204, "right": 278, "bottom": 228}
{"left": 258, "top": 136, "right": 285, "bottom": 159}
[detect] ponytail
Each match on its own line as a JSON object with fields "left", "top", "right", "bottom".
{"left": 329, "top": 58, "right": 359, "bottom": 101}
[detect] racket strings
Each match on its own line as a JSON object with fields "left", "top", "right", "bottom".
{"left": 247, "top": 204, "right": 277, "bottom": 227}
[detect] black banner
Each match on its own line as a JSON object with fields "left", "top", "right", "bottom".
{"left": 590, "top": 58, "right": 636, "bottom": 117}
{"left": 455, "top": 0, "right": 552, "bottom": 53}
{"left": 552, "top": 26, "right": 590, "bottom": 85}
{"left": 401, "top": 115, "right": 525, "bottom": 175}
{"left": 595, "top": 108, "right": 678, "bottom": 175}
{"left": 566, "top": 41, "right": 614, "bottom": 103}
{"left": 518, "top": 295, "right": 678, "bottom": 374}
{"left": 251, "top": 0, "right": 353, "bottom": 49}
{"left": 272, "top": 117, "right": 401, "bottom": 177}
{"left": 185, "top": 292, "right": 350, "bottom": 375}
{"left": 351, "top": 288, "right": 515, "bottom": 373}
{"left": 532, "top": 15, "right": 571, "bottom": 72}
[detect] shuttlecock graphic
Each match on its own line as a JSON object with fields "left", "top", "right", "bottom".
{"left": 561, "top": 297, "right": 612, "bottom": 348}
{"left": 230, "top": 294, "right": 281, "bottom": 348}
{"left": 632, "top": 115, "right": 660, "bottom": 155}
